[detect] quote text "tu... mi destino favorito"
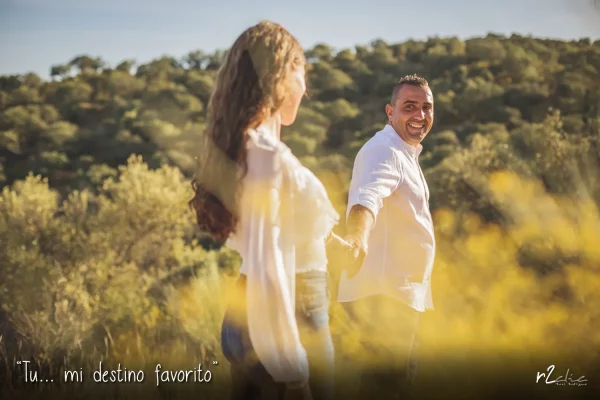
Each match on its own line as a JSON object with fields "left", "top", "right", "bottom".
{"left": 15, "top": 360, "right": 219, "bottom": 386}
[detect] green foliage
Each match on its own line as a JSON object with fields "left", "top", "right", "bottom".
{"left": 0, "top": 157, "right": 233, "bottom": 371}
{"left": 466, "top": 37, "right": 507, "bottom": 63}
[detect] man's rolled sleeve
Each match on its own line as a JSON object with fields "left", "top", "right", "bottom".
{"left": 346, "top": 144, "right": 402, "bottom": 225}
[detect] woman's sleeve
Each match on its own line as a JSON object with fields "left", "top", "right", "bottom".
{"left": 242, "top": 147, "right": 309, "bottom": 384}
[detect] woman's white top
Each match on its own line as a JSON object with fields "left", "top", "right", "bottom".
{"left": 226, "top": 120, "right": 339, "bottom": 383}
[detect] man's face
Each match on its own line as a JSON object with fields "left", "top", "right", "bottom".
{"left": 385, "top": 85, "right": 434, "bottom": 147}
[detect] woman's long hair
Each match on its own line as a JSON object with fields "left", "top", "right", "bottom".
{"left": 189, "top": 21, "right": 305, "bottom": 243}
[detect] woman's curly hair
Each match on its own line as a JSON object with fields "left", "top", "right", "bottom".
{"left": 189, "top": 21, "right": 305, "bottom": 243}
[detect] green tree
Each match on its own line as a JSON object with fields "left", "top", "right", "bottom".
{"left": 50, "top": 64, "right": 72, "bottom": 80}
{"left": 69, "top": 55, "right": 106, "bottom": 73}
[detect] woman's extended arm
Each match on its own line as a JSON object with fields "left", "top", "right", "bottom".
{"left": 242, "top": 146, "right": 310, "bottom": 386}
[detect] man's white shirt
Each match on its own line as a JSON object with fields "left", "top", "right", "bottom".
{"left": 337, "top": 124, "right": 435, "bottom": 312}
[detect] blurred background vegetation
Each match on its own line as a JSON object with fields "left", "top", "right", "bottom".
{"left": 1, "top": 34, "right": 600, "bottom": 398}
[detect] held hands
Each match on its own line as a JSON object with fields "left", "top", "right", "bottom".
{"left": 343, "top": 233, "right": 368, "bottom": 279}
{"left": 341, "top": 205, "right": 373, "bottom": 279}
{"left": 325, "top": 232, "right": 367, "bottom": 279}
{"left": 326, "top": 232, "right": 352, "bottom": 253}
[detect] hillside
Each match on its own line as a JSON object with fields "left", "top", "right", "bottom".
{"left": 1, "top": 34, "right": 600, "bottom": 399}
{"left": 1, "top": 34, "right": 599, "bottom": 213}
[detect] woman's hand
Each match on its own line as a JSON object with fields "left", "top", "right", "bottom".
{"left": 326, "top": 232, "right": 353, "bottom": 252}
{"left": 325, "top": 232, "right": 355, "bottom": 276}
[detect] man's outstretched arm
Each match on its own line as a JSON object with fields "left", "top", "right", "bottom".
{"left": 343, "top": 144, "right": 402, "bottom": 278}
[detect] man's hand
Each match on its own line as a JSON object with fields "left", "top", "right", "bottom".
{"left": 343, "top": 233, "right": 368, "bottom": 279}
{"left": 343, "top": 205, "right": 374, "bottom": 279}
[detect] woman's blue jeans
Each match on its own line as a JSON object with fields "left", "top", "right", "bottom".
{"left": 221, "top": 270, "right": 334, "bottom": 400}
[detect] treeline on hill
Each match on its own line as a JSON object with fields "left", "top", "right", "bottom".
{"left": 1, "top": 34, "right": 600, "bottom": 398}
{"left": 1, "top": 35, "right": 599, "bottom": 217}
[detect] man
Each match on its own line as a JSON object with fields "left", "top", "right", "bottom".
{"left": 338, "top": 74, "right": 436, "bottom": 399}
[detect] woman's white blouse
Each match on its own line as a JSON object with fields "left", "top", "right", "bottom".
{"left": 226, "top": 122, "right": 339, "bottom": 383}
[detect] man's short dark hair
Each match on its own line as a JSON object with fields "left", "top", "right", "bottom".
{"left": 391, "top": 74, "right": 429, "bottom": 104}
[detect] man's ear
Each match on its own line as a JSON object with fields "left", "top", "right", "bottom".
{"left": 385, "top": 103, "right": 393, "bottom": 122}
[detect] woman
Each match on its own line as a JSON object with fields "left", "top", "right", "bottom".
{"left": 189, "top": 21, "right": 350, "bottom": 400}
